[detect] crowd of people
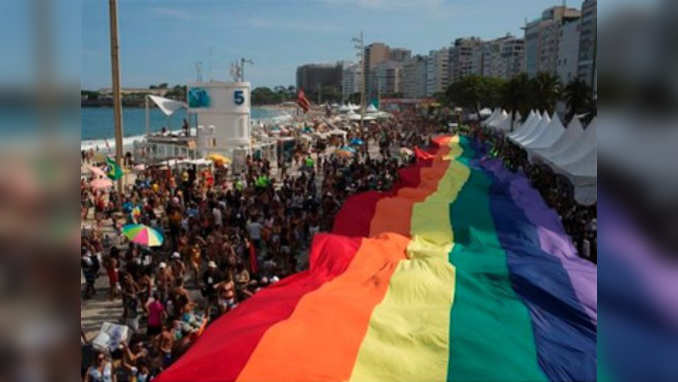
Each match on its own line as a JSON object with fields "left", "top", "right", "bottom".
{"left": 80, "top": 109, "right": 596, "bottom": 381}
{"left": 475, "top": 125, "right": 597, "bottom": 263}
{"left": 80, "top": 110, "right": 442, "bottom": 381}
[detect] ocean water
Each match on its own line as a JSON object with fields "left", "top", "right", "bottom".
{"left": 81, "top": 107, "right": 289, "bottom": 151}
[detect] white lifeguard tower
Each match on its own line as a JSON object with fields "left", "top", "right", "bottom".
{"left": 188, "top": 81, "right": 251, "bottom": 158}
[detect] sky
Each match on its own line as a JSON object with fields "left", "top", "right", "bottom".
{"left": 78, "top": 0, "right": 597, "bottom": 90}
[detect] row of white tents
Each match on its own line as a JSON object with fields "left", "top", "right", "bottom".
{"left": 482, "top": 108, "right": 597, "bottom": 206}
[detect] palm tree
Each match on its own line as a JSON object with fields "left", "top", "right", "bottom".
{"left": 501, "top": 74, "right": 531, "bottom": 132}
{"left": 562, "top": 79, "right": 594, "bottom": 121}
{"left": 501, "top": 73, "right": 530, "bottom": 131}
{"left": 531, "top": 72, "right": 561, "bottom": 115}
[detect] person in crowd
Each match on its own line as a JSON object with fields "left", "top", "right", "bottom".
{"left": 84, "top": 352, "right": 114, "bottom": 382}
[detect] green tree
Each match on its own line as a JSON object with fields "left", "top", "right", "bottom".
{"left": 501, "top": 74, "right": 531, "bottom": 131}
{"left": 480, "top": 77, "right": 506, "bottom": 109}
{"left": 446, "top": 75, "right": 482, "bottom": 117}
{"left": 562, "top": 79, "right": 594, "bottom": 121}
{"left": 251, "top": 87, "right": 279, "bottom": 105}
{"left": 530, "top": 72, "right": 560, "bottom": 115}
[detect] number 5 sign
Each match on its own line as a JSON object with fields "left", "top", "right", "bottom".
{"left": 234, "top": 90, "right": 245, "bottom": 105}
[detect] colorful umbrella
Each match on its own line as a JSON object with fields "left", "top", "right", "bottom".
{"left": 90, "top": 178, "right": 113, "bottom": 190}
{"left": 339, "top": 146, "right": 356, "bottom": 153}
{"left": 122, "top": 224, "right": 163, "bottom": 247}
{"left": 207, "top": 153, "right": 231, "bottom": 164}
{"left": 336, "top": 150, "right": 353, "bottom": 158}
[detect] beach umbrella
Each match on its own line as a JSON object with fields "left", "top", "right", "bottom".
{"left": 350, "top": 138, "right": 365, "bottom": 146}
{"left": 207, "top": 153, "right": 231, "bottom": 166}
{"left": 90, "top": 178, "right": 113, "bottom": 190}
{"left": 86, "top": 165, "right": 107, "bottom": 179}
{"left": 336, "top": 150, "right": 353, "bottom": 158}
{"left": 122, "top": 224, "right": 163, "bottom": 247}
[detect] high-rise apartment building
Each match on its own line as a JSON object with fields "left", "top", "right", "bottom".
{"left": 577, "top": 0, "right": 597, "bottom": 88}
{"left": 523, "top": 5, "right": 581, "bottom": 78}
{"left": 449, "top": 37, "right": 483, "bottom": 82}
{"left": 389, "top": 48, "right": 412, "bottom": 62}
{"left": 402, "top": 55, "right": 427, "bottom": 98}
{"left": 296, "top": 62, "right": 344, "bottom": 96}
{"left": 425, "top": 47, "right": 449, "bottom": 96}
{"left": 364, "top": 43, "right": 391, "bottom": 100}
{"left": 481, "top": 34, "right": 525, "bottom": 80}
{"left": 557, "top": 20, "right": 581, "bottom": 85}
{"left": 341, "top": 63, "right": 362, "bottom": 102}
{"left": 370, "top": 60, "right": 403, "bottom": 98}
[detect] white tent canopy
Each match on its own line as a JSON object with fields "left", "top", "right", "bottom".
{"left": 479, "top": 107, "right": 493, "bottom": 117}
{"left": 494, "top": 114, "right": 513, "bottom": 134}
{"left": 512, "top": 112, "right": 549, "bottom": 144}
{"left": 366, "top": 104, "right": 378, "bottom": 113}
{"left": 488, "top": 110, "right": 508, "bottom": 129}
{"left": 513, "top": 111, "right": 522, "bottom": 123}
{"left": 508, "top": 110, "right": 538, "bottom": 140}
{"left": 148, "top": 95, "right": 187, "bottom": 117}
{"left": 522, "top": 114, "right": 565, "bottom": 150}
{"left": 482, "top": 108, "right": 501, "bottom": 126}
{"left": 552, "top": 145, "right": 597, "bottom": 205}
{"left": 531, "top": 116, "right": 584, "bottom": 162}
{"left": 544, "top": 117, "right": 597, "bottom": 169}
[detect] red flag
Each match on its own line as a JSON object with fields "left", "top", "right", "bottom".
{"left": 248, "top": 241, "right": 258, "bottom": 275}
{"left": 297, "top": 90, "right": 311, "bottom": 113}
{"left": 414, "top": 146, "right": 434, "bottom": 161}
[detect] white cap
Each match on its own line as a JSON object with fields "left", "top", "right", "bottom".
{"left": 271, "top": 276, "right": 280, "bottom": 283}
{"left": 208, "top": 261, "right": 217, "bottom": 268}
{"left": 171, "top": 252, "right": 181, "bottom": 259}
{"left": 158, "top": 262, "right": 167, "bottom": 269}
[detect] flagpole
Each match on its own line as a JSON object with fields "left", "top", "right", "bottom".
{"left": 108, "top": 0, "right": 124, "bottom": 194}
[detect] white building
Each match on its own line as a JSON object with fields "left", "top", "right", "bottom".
{"left": 578, "top": 0, "right": 597, "bottom": 88}
{"left": 371, "top": 60, "right": 403, "bottom": 97}
{"left": 524, "top": 6, "right": 581, "bottom": 78}
{"left": 425, "top": 47, "right": 449, "bottom": 96}
{"left": 557, "top": 20, "right": 581, "bottom": 85}
{"left": 482, "top": 34, "right": 525, "bottom": 80}
{"left": 402, "top": 55, "right": 427, "bottom": 98}
{"left": 449, "top": 37, "right": 483, "bottom": 82}
{"left": 342, "top": 63, "right": 362, "bottom": 101}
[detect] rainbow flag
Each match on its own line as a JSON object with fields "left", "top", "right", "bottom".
{"left": 157, "top": 136, "right": 597, "bottom": 382}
